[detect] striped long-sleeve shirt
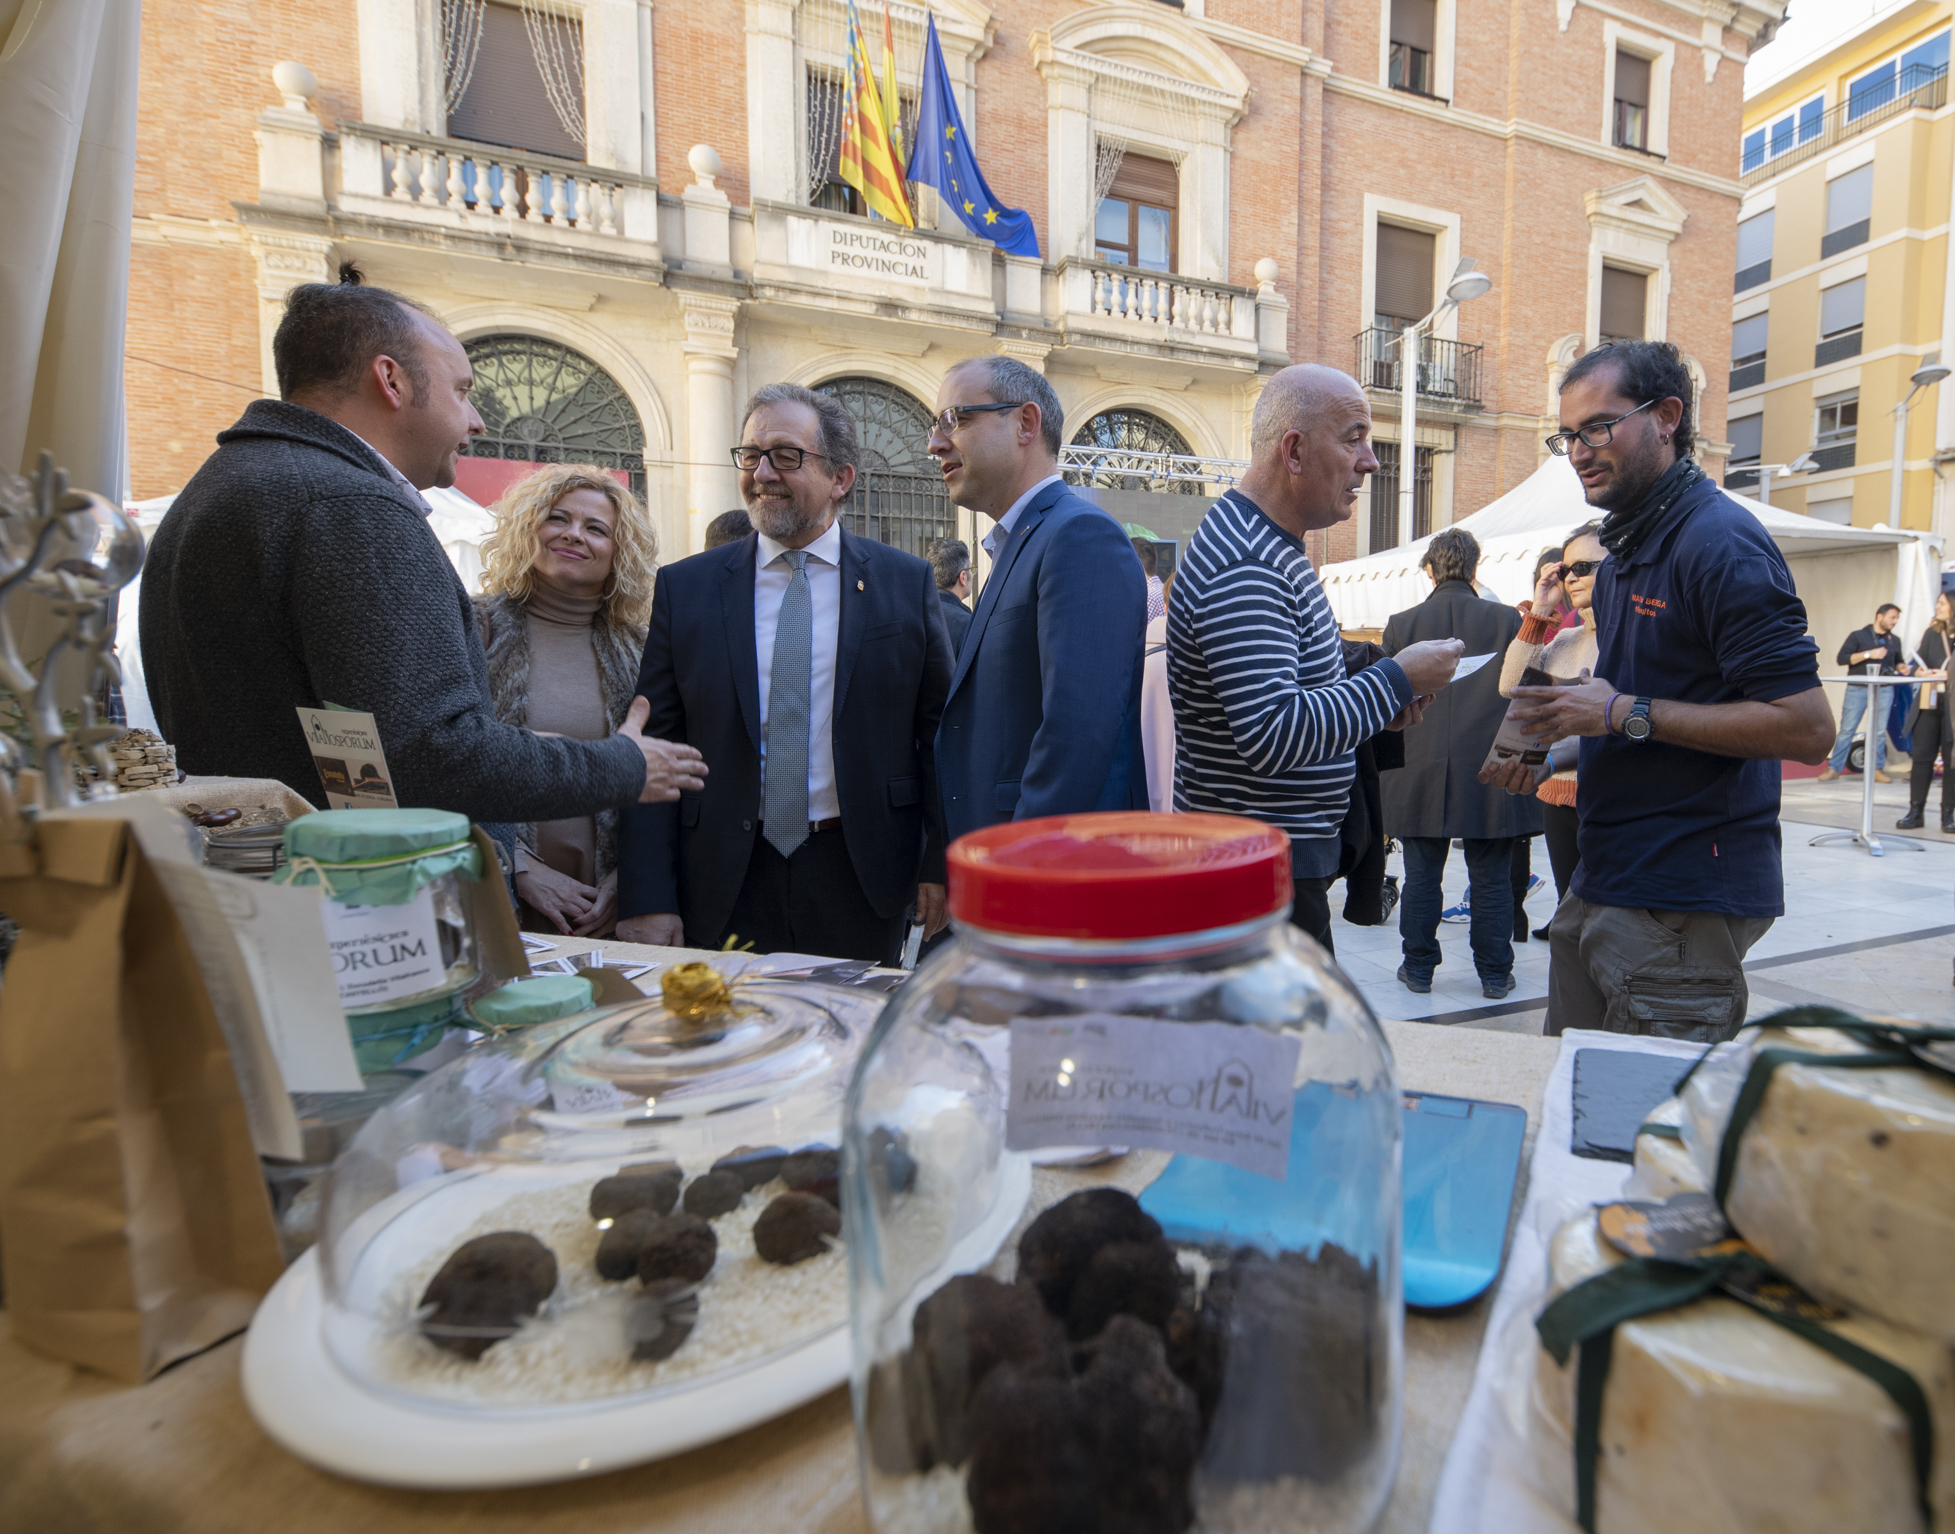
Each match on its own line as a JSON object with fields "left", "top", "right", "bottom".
{"left": 1167, "top": 490, "right": 1411, "bottom": 867}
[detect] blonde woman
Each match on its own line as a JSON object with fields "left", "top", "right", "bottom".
{"left": 477, "top": 465, "right": 658, "bottom": 935}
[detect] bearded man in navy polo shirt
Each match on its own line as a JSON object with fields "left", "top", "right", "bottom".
{"left": 1503, "top": 341, "right": 1835, "bottom": 1039}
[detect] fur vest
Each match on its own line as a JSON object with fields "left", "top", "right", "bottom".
{"left": 475, "top": 591, "right": 646, "bottom": 878}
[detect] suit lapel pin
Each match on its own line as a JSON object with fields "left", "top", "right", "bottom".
{"left": 856, "top": 579, "right": 865, "bottom": 591}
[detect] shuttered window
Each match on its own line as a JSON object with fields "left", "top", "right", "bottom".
{"left": 1599, "top": 267, "right": 1646, "bottom": 342}
{"left": 1731, "top": 313, "right": 1768, "bottom": 366}
{"left": 1727, "top": 414, "right": 1762, "bottom": 465}
{"left": 1613, "top": 51, "right": 1651, "bottom": 150}
{"left": 1374, "top": 224, "right": 1435, "bottom": 327}
{"left": 1095, "top": 154, "right": 1178, "bottom": 273}
{"left": 448, "top": 2, "right": 585, "bottom": 162}
{"left": 1391, "top": 0, "right": 1436, "bottom": 50}
{"left": 1825, "top": 164, "right": 1874, "bottom": 232}
{"left": 1736, "top": 210, "right": 1774, "bottom": 269}
{"left": 1389, "top": 0, "right": 1438, "bottom": 94}
{"left": 1820, "top": 277, "right": 1866, "bottom": 338}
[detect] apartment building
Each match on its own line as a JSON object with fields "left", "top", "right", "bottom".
{"left": 128, "top": 0, "right": 1782, "bottom": 569}
{"left": 1725, "top": 0, "right": 1954, "bottom": 537}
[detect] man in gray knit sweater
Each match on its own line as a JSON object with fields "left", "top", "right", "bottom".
{"left": 141, "top": 273, "right": 705, "bottom": 821}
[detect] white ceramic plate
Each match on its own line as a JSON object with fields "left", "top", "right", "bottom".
{"left": 242, "top": 1155, "right": 1033, "bottom": 1489}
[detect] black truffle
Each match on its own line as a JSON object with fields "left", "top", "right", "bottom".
{"left": 711, "top": 1144, "right": 788, "bottom": 1189}
{"left": 1164, "top": 1303, "right": 1227, "bottom": 1432}
{"left": 626, "top": 1278, "right": 700, "bottom": 1362}
{"left": 965, "top": 1365, "right": 1101, "bottom": 1534}
{"left": 682, "top": 1170, "right": 746, "bottom": 1218}
{"left": 912, "top": 1274, "right": 1069, "bottom": 1467}
{"left": 1019, "top": 1189, "right": 1164, "bottom": 1319}
{"left": 753, "top": 1191, "right": 840, "bottom": 1265}
{"left": 419, "top": 1231, "right": 557, "bottom": 1360}
{"left": 589, "top": 1160, "right": 683, "bottom": 1220}
{"left": 637, "top": 1213, "right": 718, "bottom": 1284}
{"left": 781, "top": 1146, "right": 841, "bottom": 1207}
{"left": 594, "top": 1208, "right": 661, "bottom": 1281}
{"left": 870, "top": 1126, "right": 918, "bottom": 1195}
{"left": 1078, "top": 1316, "right": 1201, "bottom": 1534}
{"left": 1065, "top": 1239, "right": 1183, "bottom": 1341}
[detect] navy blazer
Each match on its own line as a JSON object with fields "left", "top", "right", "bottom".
{"left": 935, "top": 479, "right": 1148, "bottom": 843}
{"left": 617, "top": 528, "right": 954, "bottom": 943}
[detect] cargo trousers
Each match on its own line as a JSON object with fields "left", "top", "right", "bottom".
{"left": 1545, "top": 895, "right": 1773, "bottom": 1041}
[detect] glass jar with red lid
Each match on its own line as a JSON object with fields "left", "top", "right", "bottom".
{"left": 843, "top": 812, "right": 1402, "bottom": 1534}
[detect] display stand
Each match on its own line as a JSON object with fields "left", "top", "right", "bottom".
{"left": 1809, "top": 673, "right": 1926, "bottom": 857}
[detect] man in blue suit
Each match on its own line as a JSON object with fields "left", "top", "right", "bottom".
{"left": 930, "top": 356, "right": 1147, "bottom": 843}
{"left": 615, "top": 384, "right": 954, "bottom": 962}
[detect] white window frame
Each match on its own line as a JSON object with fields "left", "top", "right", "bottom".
{"left": 1846, "top": 26, "right": 1952, "bottom": 118}
{"left": 1816, "top": 389, "right": 1860, "bottom": 447}
{"left": 357, "top": 0, "right": 653, "bottom": 176}
{"left": 1361, "top": 195, "right": 1464, "bottom": 342}
{"left": 1600, "top": 23, "right": 1673, "bottom": 159}
{"left": 1375, "top": 0, "right": 1457, "bottom": 103}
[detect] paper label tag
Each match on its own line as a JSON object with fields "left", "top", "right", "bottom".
{"left": 549, "top": 1077, "right": 636, "bottom": 1115}
{"left": 1006, "top": 1015, "right": 1302, "bottom": 1180}
{"left": 296, "top": 706, "right": 399, "bottom": 810}
{"left": 318, "top": 887, "right": 446, "bottom": 1008}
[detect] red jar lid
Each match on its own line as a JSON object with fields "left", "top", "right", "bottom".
{"left": 946, "top": 812, "right": 1292, "bottom": 941}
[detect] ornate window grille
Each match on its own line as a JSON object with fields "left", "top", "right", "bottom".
{"left": 1063, "top": 410, "right": 1208, "bottom": 495}
{"left": 460, "top": 335, "right": 646, "bottom": 494}
{"left": 813, "top": 376, "right": 953, "bottom": 556}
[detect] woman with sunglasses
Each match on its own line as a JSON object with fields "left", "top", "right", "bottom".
{"left": 1496, "top": 521, "right": 1605, "bottom": 936}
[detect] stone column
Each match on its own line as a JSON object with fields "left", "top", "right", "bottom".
{"left": 680, "top": 293, "right": 742, "bottom": 553}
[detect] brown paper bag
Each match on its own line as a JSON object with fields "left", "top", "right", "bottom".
{"left": 0, "top": 814, "right": 285, "bottom": 1382}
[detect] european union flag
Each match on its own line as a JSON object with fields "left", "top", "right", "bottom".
{"left": 906, "top": 14, "right": 1039, "bottom": 258}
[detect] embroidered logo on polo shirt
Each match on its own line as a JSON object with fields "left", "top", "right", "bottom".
{"left": 1631, "top": 592, "right": 1668, "bottom": 618}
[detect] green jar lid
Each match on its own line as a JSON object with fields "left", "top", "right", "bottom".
{"left": 285, "top": 808, "right": 472, "bottom": 862}
{"left": 470, "top": 975, "right": 596, "bottom": 1029}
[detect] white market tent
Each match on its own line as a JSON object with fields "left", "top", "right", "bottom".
{"left": 1320, "top": 454, "right": 1929, "bottom": 657}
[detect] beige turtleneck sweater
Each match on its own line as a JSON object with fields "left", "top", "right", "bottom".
{"left": 517, "top": 578, "right": 608, "bottom": 885}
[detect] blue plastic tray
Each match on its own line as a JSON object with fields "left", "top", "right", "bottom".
{"left": 1137, "top": 1086, "right": 1527, "bottom": 1312}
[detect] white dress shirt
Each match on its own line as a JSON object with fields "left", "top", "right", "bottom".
{"left": 980, "top": 473, "right": 1064, "bottom": 561}
{"left": 755, "top": 518, "right": 843, "bottom": 821}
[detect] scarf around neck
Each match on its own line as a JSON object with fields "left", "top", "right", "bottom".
{"left": 1598, "top": 457, "right": 1705, "bottom": 562}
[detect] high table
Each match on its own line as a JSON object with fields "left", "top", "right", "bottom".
{"left": 1811, "top": 673, "right": 1927, "bottom": 857}
{"left": 0, "top": 938, "right": 1560, "bottom": 1534}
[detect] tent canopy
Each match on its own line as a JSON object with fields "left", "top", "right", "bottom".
{"left": 1321, "top": 454, "right": 1916, "bottom": 634}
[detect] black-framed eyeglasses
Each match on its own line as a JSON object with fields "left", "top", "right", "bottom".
{"left": 731, "top": 445, "right": 830, "bottom": 472}
{"left": 932, "top": 402, "right": 1027, "bottom": 435}
{"left": 1545, "top": 399, "right": 1657, "bottom": 456}
{"left": 1562, "top": 559, "right": 1604, "bottom": 579}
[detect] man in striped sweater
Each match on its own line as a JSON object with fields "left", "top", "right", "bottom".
{"left": 1168, "top": 365, "right": 1464, "bottom": 952}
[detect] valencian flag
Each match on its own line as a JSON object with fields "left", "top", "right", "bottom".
{"left": 879, "top": 0, "right": 903, "bottom": 163}
{"left": 907, "top": 13, "right": 1039, "bottom": 257}
{"left": 838, "top": 0, "right": 913, "bottom": 227}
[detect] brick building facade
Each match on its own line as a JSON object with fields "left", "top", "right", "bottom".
{"left": 127, "top": 0, "right": 1782, "bottom": 572}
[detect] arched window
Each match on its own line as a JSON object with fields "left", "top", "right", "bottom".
{"left": 1065, "top": 408, "right": 1202, "bottom": 495}
{"left": 459, "top": 335, "right": 646, "bottom": 500}
{"left": 813, "top": 376, "right": 953, "bottom": 555}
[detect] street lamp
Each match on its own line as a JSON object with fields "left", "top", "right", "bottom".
{"left": 1398, "top": 259, "right": 1495, "bottom": 549}
{"left": 1889, "top": 361, "right": 1951, "bottom": 529}
{"left": 1756, "top": 453, "right": 1818, "bottom": 507}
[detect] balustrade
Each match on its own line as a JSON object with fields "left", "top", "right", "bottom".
{"left": 344, "top": 125, "right": 633, "bottom": 237}
{"left": 1085, "top": 265, "right": 1242, "bottom": 336}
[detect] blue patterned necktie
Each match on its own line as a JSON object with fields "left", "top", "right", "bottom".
{"left": 764, "top": 549, "right": 812, "bottom": 857}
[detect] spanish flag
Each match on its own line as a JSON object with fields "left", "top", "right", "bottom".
{"left": 839, "top": 0, "right": 913, "bottom": 227}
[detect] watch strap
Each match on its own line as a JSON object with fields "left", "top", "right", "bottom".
{"left": 1627, "top": 696, "right": 1654, "bottom": 740}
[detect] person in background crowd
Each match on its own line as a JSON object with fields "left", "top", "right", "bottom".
{"left": 1508, "top": 340, "right": 1832, "bottom": 1039}
{"left": 1168, "top": 363, "right": 1462, "bottom": 953}
{"left": 1133, "top": 537, "right": 1166, "bottom": 621}
{"left": 925, "top": 535, "right": 974, "bottom": 652}
{"left": 931, "top": 357, "right": 1147, "bottom": 841}
{"left": 1817, "top": 603, "right": 1905, "bottom": 783}
{"left": 1382, "top": 527, "right": 1542, "bottom": 999}
{"left": 475, "top": 465, "right": 658, "bottom": 936}
{"left": 1140, "top": 570, "right": 1174, "bottom": 812}
{"left": 141, "top": 268, "right": 704, "bottom": 826}
{"left": 704, "top": 508, "right": 753, "bottom": 550}
{"left": 1898, "top": 590, "right": 1953, "bottom": 832}
{"left": 1485, "top": 523, "right": 1605, "bottom": 939}
{"left": 1334, "top": 633, "right": 1407, "bottom": 928}
{"left": 616, "top": 384, "right": 952, "bottom": 963}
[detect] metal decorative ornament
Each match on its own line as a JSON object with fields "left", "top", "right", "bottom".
{"left": 0, "top": 453, "right": 146, "bottom": 813}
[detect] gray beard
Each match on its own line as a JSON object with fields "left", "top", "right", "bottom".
{"left": 746, "top": 493, "right": 823, "bottom": 542}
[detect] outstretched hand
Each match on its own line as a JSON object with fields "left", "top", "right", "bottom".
{"left": 1506, "top": 676, "right": 1620, "bottom": 744}
{"left": 618, "top": 695, "right": 708, "bottom": 803}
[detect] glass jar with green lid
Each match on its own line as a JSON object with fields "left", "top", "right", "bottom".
{"left": 275, "top": 809, "right": 483, "bottom": 1071}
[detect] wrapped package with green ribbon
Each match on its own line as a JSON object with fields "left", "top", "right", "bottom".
{"left": 1671, "top": 1006, "right": 1955, "bottom": 1344}
{"left": 274, "top": 809, "right": 485, "bottom": 1070}
{"left": 1527, "top": 1206, "right": 1955, "bottom": 1534}
{"left": 465, "top": 975, "right": 595, "bottom": 1033}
